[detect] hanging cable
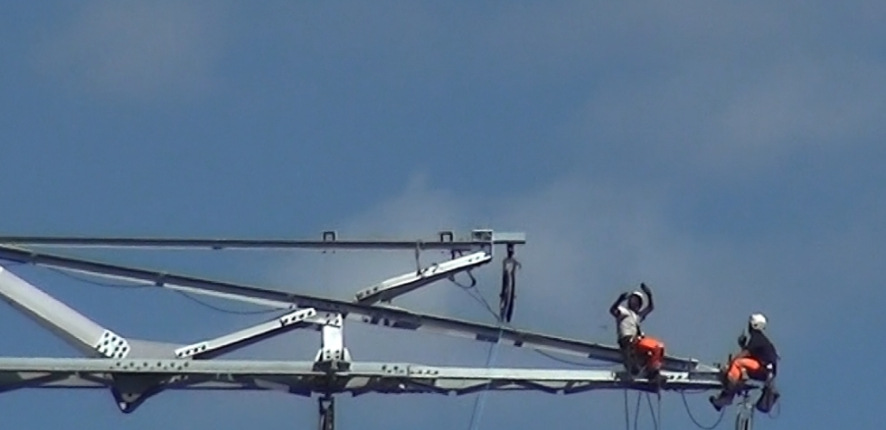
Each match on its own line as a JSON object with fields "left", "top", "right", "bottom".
{"left": 43, "top": 265, "right": 281, "bottom": 315}
{"left": 658, "top": 393, "right": 662, "bottom": 430}
{"left": 532, "top": 349, "right": 614, "bottom": 368}
{"left": 448, "top": 249, "right": 479, "bottom": 290}
{"left": 645, "top": 393, "right": 661, "bottom": 430}
{"left": 449, "top": 270, "right": 478, "bottom": 289}
{"left": 44, "top": 266, "right": 150, "bottom": 289}
{"left": 623, "top": 390, "right": 631, "bottom": 430}
{"left": 173, "top": 290, "right": 281, "bottom": 315}
{"left": 680, "top": 391, "right": 725, "bottom": 429}
{"left": 466, "top": 326, "right": 504, "bottom": 430}
{"left": 767, "top": 398, "right": 781, "bottom": 418}
{"left": 450, "top": 272, "right": 613, "bottom": 371}
{"left": 445, "top": 254, "right": 507, "bottom": 430}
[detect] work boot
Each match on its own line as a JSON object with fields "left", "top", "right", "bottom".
{"left": 708, "top": 393, "right": 733, "bottom": 411}
{"left": 755, "top": 386, "right": 781, "bottom": 413}
{"left": 708, "top": 381, "right": 739, "bottom": 411}
{"left": 647, "top": 370, "right": 666, "bottom": 392}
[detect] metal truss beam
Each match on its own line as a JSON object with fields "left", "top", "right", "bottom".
{"left": 354, "top": 250, "right": 491, "bottom": 304}
{"left": 0, "top": 230, "right": 526, "bottom": 251}
{"left": 0, "top": 266, "right": 131, "bottom": 359}
{"left": 174, "top": 308, "right": 319, "bottom": 359}
{"left": 0, "top": 357, "right": 725, "bottom": 397}
{"left": 0, "top": 245, "right": 708, "bottom": 371}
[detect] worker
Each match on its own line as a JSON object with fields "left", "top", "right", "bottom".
{"left": 709, "top": 313, "right": 780, "bottom": 411}
{"left": 609, "top": 283, "right": 666, "bottom": 386}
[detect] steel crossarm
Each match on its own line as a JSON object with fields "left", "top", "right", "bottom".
{"left": 0, "top": 231, "right": 526, "bottom": 251}
{"left": 0, "top": 245, "right": 708, "bottom": 371}
{"left": 0, "top": 357, "right": 725, "bottom": 396}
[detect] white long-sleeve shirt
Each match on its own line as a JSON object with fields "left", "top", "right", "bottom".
{"left": 615, "top": 305, "right": 644, "bottom": 339}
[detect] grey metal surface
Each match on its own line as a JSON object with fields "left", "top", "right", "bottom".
{"left": 174, "top": 308, "right": 319, "bottom": 359}
{"left": 0, "top": 357, "right": 724, "bottom": 396}
{"left": 0, "top": 245, "right": 710, "bottom": 371}
{"left": 0, "top": 230, "right": 526, "bottom": 251}
{"left": 354, "top": 251, "right": 491, "bottom": 304}
{"left": 0, "top": 265, "right": 122, "bottom": 358}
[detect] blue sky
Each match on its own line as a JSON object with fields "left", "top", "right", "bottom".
{"left": 0, "top": 1, "right": 884, "bottom": 428}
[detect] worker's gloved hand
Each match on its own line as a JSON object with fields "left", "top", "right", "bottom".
{"left": 737, "top": 333, "right": 748, "bottom": 347}
{"left": 640, "top": 283, "right": 652, "bottom": 294}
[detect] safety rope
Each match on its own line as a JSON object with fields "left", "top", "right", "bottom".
{"left": 466, "top": 325, "right": 504, "bottom": 430}
{"left": 44, "top": 266, "right": 281, "bottom": 315}
{"left": 680, "top": 391, "right": 725, "bottom": 429}
{"left": 645, "top": 393, "right": 661, "bottom": 430}
{"left": 623, "top": 390, "right": 631, "bottom": 430}
{"left": 443, "top": 247, "right": 509, "bottom": 430}
{"left": 622, "top": 391, "right": 662, "bottom": 430}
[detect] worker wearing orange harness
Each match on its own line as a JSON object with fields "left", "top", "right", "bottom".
{"left": 710, "top": 313, "right": 780, "bottom": 411}
{"left": 609, "top": 283, "right": 666, "bottom": 385}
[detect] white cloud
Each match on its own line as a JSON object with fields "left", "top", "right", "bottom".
{"left": 253, "top": 166, "right": 855, "bottom": 427}
{"left": 247, "top": 145, "right": 885, "bottom": 427}
{"left": 32, "top": 0, "right": 229, "bottom": 102}
{"left": 262, "top": 171, "right": 787, "bottom": 366}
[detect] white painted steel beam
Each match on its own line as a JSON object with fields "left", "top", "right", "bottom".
{"left": 0, "top": 265, "right": 130, "bottom": 359}
{"left": 0, "top": 245, "right": 710, "bottom": 371}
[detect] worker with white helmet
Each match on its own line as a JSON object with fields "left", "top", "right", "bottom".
{"left": 709, "top": 312, "right": 780, "bottom": 411}
{"left": 609, "top": 283, "right": 666, "bottom": 387}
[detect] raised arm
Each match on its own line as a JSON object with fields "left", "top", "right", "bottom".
{"left": 609, "top": 292, "right": 627, "bottom": 318}
{"left": 638, "top": 282, "right": 655, "bottom": 318}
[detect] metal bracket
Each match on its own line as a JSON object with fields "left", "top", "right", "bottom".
{"left": 314, "top": 313, "right": 350, "bottom": 371}
{"left": 95, "top": 329, "right": 132, "bottom": 359}
{"left": 438, "top": 231, "right": 454, "bottom": 243}
{"left": 322, "top": 231, "right": 337, "bottom": 256}
{"left": 109, "top": 374, "right": 167, "bottom": 413}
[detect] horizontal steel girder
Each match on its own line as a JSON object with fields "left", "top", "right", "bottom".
{"left": 0, "top": 231, "right": 526, "bottom": 251}
{"left": 0, "top": 357, "right": 724, "bottom": 397}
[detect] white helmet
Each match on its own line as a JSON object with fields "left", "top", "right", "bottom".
{"left": 749, "top": 313, "right": 767, "bottom": 330}
{"left": 627, "top": 291, "right": 645, "bottom": 308}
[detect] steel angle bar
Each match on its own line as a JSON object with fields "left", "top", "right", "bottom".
{"left": 0, "top": 265, "right": 132, "bottom": 359}
{"left": 174, "top": 308, "right": 320, "bottom": 359}
{"left": 354, "top": 251, "right": 491, "bottom": 304}
{"left": 0, "top": 372, "right": 103, "bottom": 392}
{"left": 0, "top": 358, "right": 723, "bottom": 396}
{"left": 0, "top": 231, "right": 526, "bottom": 251}
{"left": 0, "top": 245, "right": 707, "bottom": 371}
